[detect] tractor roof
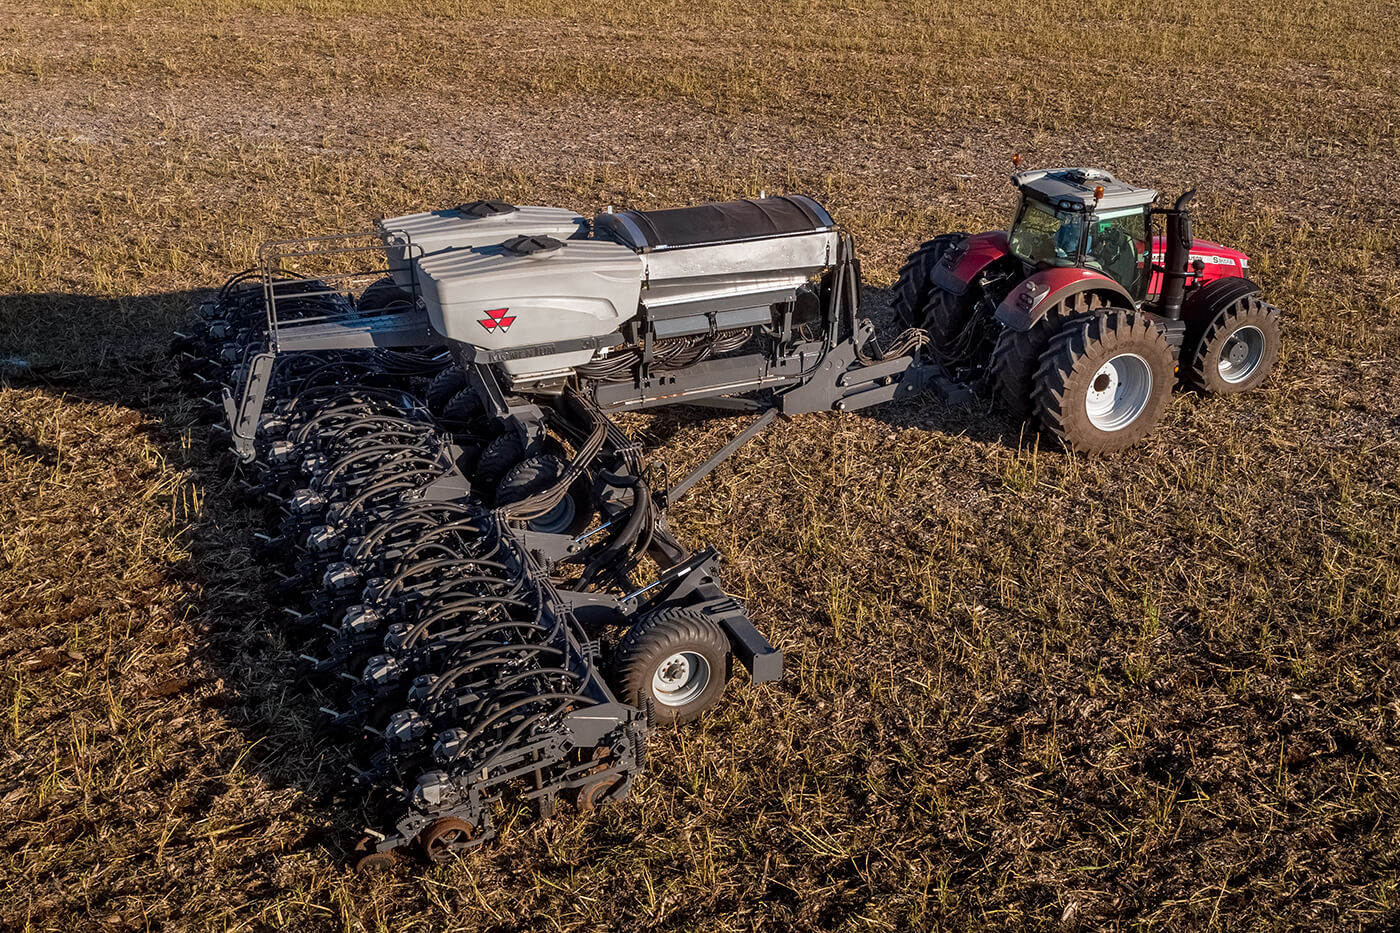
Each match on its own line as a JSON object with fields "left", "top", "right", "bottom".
{"left": 1012, "top": 168, "right": 1157, "bottom": 212}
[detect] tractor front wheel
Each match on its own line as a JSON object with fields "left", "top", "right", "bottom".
{"left": 1034, "top": 310, "right": 1176, "bottom": 454}
{"left": 1184, "top": 294, "right": 1282, "bottom": 393}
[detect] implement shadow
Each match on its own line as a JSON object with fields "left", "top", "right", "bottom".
{"left": 0, "top": 290, "right": 359, "bottom": 923}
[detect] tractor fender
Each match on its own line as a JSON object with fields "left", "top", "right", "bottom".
{"left": 930, "top": 230, "right": 1010, "bottom": 296}
{"left": 993, "top": 268, "right": 1135, "bottom": 332}
{"left": 1180, "top": 276, "right": 1263, "bottom": 341}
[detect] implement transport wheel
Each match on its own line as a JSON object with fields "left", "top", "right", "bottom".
{"left": 496, "top": 454, "right": 594, "bottom": 536}
{"left": 611, "top": 608, "right": 730, "bottom": 726}
{"left": 357, "top": 277, "right": 413, "bottom": 312}
{"left": 473, "top": 432, "right": 566, "bottom": 501}
{"left": 426, "top": 368, "right": 469, "bottom": 414}
{"left": 1185, "top": 294, "right": 1282, "bottom": 393}
{"left": 890, "top": 232, "right": 967, "bottom": 329}
{"left": 418, "top": 817, "right": 476, "bottom": 864}
{"left": 473, "top": 432, "right": 527, "bottom": 495}
{"left": 989, "top": 291, "right": 1105, "bottom": 419}
{"left": 1034, "top": 310, "right": 1176, "bottom": 454}
{"left": 441, "top": 385, "right": 485, "bottom": 422}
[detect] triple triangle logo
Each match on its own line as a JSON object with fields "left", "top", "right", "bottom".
{"left": 478, "top": 307, "right": 516, "bottom": 333}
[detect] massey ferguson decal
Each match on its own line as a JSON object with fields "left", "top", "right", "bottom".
{"left": 478, "top": 307, "right": 516, "bottom": 333}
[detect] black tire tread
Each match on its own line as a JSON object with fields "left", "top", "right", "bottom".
{"left": 1033, "top": 309, "right": 1176, "bottom": 454}
{"left": 1184, "top": 294, "right": 1282, "bottom": 394}
{"left": 441, "top": 385, "right": 483, "bottom": 421}
{"left": 426, "top": 369, "right": 469, "bottom": 413}
{"left": 611, "top": 607, "right": 730, "bottom": 726}
{"left": 496, "top": 454, "right": 593, "bottom": 536}
{"left": 989, "top": 291, "right": 1106, "bottom": 420}
{"left": 473, "top": 432, "right": 525, "bottom": 496}
{"left": 890, "top": 232, "right": 967, "bottom": 328}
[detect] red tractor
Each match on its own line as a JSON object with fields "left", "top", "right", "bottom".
{"left": 893, "top": 167, "right": 1282, "bottom": 453}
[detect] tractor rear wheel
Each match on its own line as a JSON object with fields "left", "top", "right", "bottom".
{"left": 1184, "top": 294, "right": 1282, "bottom": 393}
{"left": 891, "top": 232, "right": 967, "bottom": 328}
{"left": 1034, "top": 310, "right": 1176, "bottom": 454}
{"left": 989, "top": 291, "right": 1105, "bottom": 419}
{"left": 919, "top": 283, "right": 1002, "bottom": 373}
{"left": 611, "top": 608, "right": 730, "bottom": 725}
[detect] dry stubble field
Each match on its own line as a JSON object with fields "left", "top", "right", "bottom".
{"left": 2, "top": 1, "right": 1400, "bottom": 930}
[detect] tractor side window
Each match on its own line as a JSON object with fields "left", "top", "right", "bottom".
{"left": 1009, "top": 199, "right": 1082, "bottom": 267}
{"left": 1084, "top": 207, "right": 1149, "bottom": 296}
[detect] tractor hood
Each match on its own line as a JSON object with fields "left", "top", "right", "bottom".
{"left": 1147, "top": 236, "right": 1250, "bottom": 296}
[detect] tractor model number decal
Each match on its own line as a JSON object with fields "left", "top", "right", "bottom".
{"left": 479, "top": 307, "right": 516, "bottom": 333}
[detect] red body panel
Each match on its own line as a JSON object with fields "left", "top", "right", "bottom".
{"left": 932, "top": 230, "right": 1011, "bottom": 294}
{"left": 993, "top": 266, "right": 1134, "bottom": 331}
{"left": 1148, "top": 236, "right": 1249, "bottom": 297}
{"left": 928, "top": 223, "right": 1249, "bottom": 329}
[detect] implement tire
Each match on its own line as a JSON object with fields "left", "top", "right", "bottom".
{"left": 611, "top": 608, "right": 730, "bottom": 726}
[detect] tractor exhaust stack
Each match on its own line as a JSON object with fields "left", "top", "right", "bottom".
{"left": 1156, "top": 189, "right": 1196, "bottom": 321}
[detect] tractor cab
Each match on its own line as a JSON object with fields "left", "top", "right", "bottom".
{"left": 1006, "top": 168, "right": 1156, "bottom": 301}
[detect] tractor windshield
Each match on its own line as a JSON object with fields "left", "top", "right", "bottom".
{"left": 1082, "top": 206, "right": 1150, "bottom": 297}
{"left": 1009, "top": 199, "right": 1151, "bottom": 298}
{"left": 1008, "top": 198, "right": 1084, "bottom": 267}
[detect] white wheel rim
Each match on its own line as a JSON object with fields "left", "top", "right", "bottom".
{"left": 1217, "top": 325, "right": 1266, "bottom": 384}
{"left": 651, "top": 651, "right": 710, "bottom": 707}
{"left": 1084, "top": 352, "right": 1153, "bottom": 432}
